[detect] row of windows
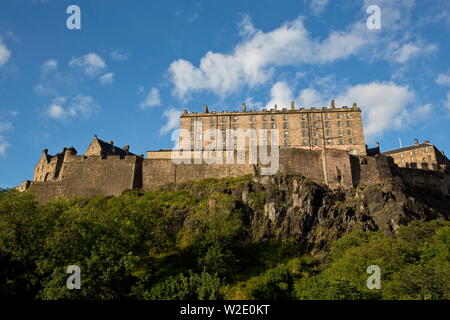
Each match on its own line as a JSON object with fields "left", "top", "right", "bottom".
{"left": 190, "top": 113, "right": 354, "bottom": 124}
{"left": 190, "top": 121, "right": 353, "bottom": 131}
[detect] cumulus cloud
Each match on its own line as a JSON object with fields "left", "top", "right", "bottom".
{"left": 41, "top": 59, "right": 58, "bottom": 73}
{"left": 385, "top": 41, "right": 437, "bottom": 64}
{"left": 0, "top": 38, "right": 11, "bottom": 67}
{"left": 139, "top": 87, "right": 161, "bottom": 109}
{"left": 46, "top": 95, "right": 99, "bottom": 121}
{"left": 110, "top": 49, "right": 131, "bottom": 61}
{"left": 335, "top": 81, "right": 430, "bottom": 140}
{"left": 160, "top": 108, "right": 182, "bottom": 135}
{"left": 0, "top": 121, "right": 13, "bottom": 133}
{"left": 436, "top": 73, "right": 450, "bottom": 86}
{"left": 99, "top": 72, "right": 114, "bottom": 85}
{"left": 0, "top": 136, "right": 10, "bottom": 157}
{"left": 69, "top": 53, "right": 107, "bottom": 77}
{"left": 266, "top": 81, "right": 293, "bottom": 109}
{"left": 168, "top": 17, "right": 369, "bottom": 99}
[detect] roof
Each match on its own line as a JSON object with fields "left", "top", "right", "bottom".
{"left": 94, "top": 136, "right": 135, "bottom": 156}
{"left": 381, "top": 143, "right": 433, "bottom": 156}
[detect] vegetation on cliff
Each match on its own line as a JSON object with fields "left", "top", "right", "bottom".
{"left": 0, "top": 175, "right": 448, "bottom": 300}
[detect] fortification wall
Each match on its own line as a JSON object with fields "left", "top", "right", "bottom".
{"left": 399, "top": 167, "right": 449, "bottom": 195}
{"left": 142, "top": 157, "right": 255, "bottom": 190}
{"left": 277, "top": 148, "right": 353, "bottom": 189}
{"left": 351, "top": 155, "right": 397, "bottom": 186}
{"left": 55, "top": 154, "right": 140, "bottom": 199}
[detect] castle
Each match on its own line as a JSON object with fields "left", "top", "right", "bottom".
{"left": 17, "top": 101, "right": 450, "bottom": 204}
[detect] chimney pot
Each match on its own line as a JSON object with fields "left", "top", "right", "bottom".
{"left": 123, "top": 145, "right": 130, "bottom": 152}
{"left": 376, "top": 141, "right": 380, "bottom": 148}
{"left": 414, "top": 138, "right": 419, "bottom": 145}
{"left": 109, "top": 141, "right": 114, "bottom": 145}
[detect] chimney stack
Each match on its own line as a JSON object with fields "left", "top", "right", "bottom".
{"left": 123, "top": 145, "right": 130, "bottom": 152}
{"left": 242, "top": 103, "right": 246, "bottom": 112}
{"left": 109, "top": 141, "right": 114, "bottom": 145}
{"left": 183, "top": 108, "right": 188, "bottom": 114}
{"left": 203, "top": 104, "right": 209, "bottom": 113}
{"left": 414, "top": 138, "right": 419, "bottom": 145}
{"left": 291, "top": 101, "right": 295, "bottom": 110}
{"left": 376, "top": 141, "right": 380, "bottom": 149}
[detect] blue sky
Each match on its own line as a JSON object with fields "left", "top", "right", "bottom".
{"left": 0, "top": 0, "right": 450, "bottom": 188}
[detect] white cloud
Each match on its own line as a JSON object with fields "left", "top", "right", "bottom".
{"left": 0, "top": 38, "right": 11, "bottom": 67}
{"left": 110, "top": 49, "right": 131, "bottom": 61}
{"left": 266, "top": 81, "right": 293, "bottom": 109}
{"left": 41, "top": 59, "right": 58, "bottom": 73}
{"left": 69, "top": 53, "right": 107, "bottom": 77}
{"left": 309, "top": 0, "right": 329, "bottom": 16}
{"left": 99, "top": 72, "right": 114, "bottom": 85}
{"left": 139, "top": 87, "right": 161, "bottom": 109}
{"left": 436, "top": 73, "right": 450, "bottom": 86}
{"left": 168, "top": 17, "right": 369, "bottom": 99}
{"left": 335, "top": 81, "right": 430, "bottom": 140}
{"left": 160, "top": 108, "right": 182, "bottom": 135}
{"left": 46, "top": 95, "right": 99, "bottom": 121}
{"left": 0, "top": 136, "right": 10, "bottom": 157}
{"left": 386, "top": 41, "right": 437, "bottom": 64}
{"left": 0, "top": 121, "right": 13, "bottom": 133}
{"left": 296, "top": 88, "right": 326, "bottom": 107}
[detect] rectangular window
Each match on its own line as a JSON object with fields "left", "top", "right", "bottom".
{"left": 284, "top": 140, "right": 289, "bottom": 146}
{"left": 232, "top": 124, "right": 238, "bottom": 130}
{"left": 250, "top": 123, "right": 256, "bottom": 129}
{"left": 301, "top": 114, "right": 307, "bottom": 120}
{"left": 327, "top": 139, "right": 332, "bottom": 145}
{"left": 346, "top": 113, "right": 351, "bottom": 119}
{"left": 222, "top": 117, "right": 227, "bottom": 123}
{"left": 338, "top": 121, "right": 342, "bottom": 127}
{"left": 346, "top": 121, "right": 352, "bottom": 127}
{"left": 339, "top": 139, "right": 344, "bottom": 145}
{"left": 303, "top": 139, "right": 309, "bottom": 146}
{"left": 283, "top": 122, "right": 288, "bottom": 129}
{"left": 271, "top": 123, "right": 276, "bottom": 129}
{"left": 262, "top": 123, "right": 267, "bottom": 129}
{"left": 326, "top": 130, "right": 331, "bottom": 136}
{"left": 283, "top": 115, "right": 288, "bottom": 121}
{"left": 250, "top": 116, "right": 255, "bottom": 122}
{"left": 337, "top": 113, "right": 341, "bottom": 119}
{"left": 325, "top": 121, "right": 331, "bottom": 128}
{"left": 349, "top": 138, "right": 353, "bottom": 144}
{"left": 232, "top": 116, "right": 238, "bottom": 122}
{"left": 301, "top": 122, "right": 307, "bottom": 128}
{"left": 302, "top": 131, "right": 309, "bottom": 137}
{"left": 284, "top": 131, "right": 289, "bottom": 137}
{"left": 347, "top": 129, "right": 352, "bottom": 135}
{"left": 271, "top": 115, "right": 275, "bottom": 121}
{"left": 324, "top": 113, "right": 329, "bottom": 119}
{"left": 263, "top": 115, "right": 267, "bottom": 121}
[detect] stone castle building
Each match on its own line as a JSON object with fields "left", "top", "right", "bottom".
{"left": 178, "top": 100, "right": 367, "bottom": 156}
{"left": 17, "top": 102, "right": 450, "bottom": 203}
{"left": 381, "top": 139, "right": 449, "bottom": 171}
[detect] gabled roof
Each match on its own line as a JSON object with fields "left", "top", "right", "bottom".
{"left": 91, "top": 136, "right": 135, "bottom": 156}
{"left": 381, "top": 143, "right": 434, "bottom": 156}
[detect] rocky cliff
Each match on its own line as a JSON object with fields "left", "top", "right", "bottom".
{"left": 170, "top": 174, "right": 449, "bottom": 255}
